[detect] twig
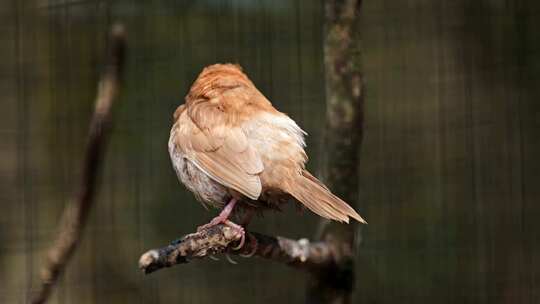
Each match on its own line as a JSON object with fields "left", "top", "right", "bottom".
{"left": 139, "top": 225, "right": 352, "bottom": 274}
{"left": 31, "top": 24, "right": 126, "bottom": 304}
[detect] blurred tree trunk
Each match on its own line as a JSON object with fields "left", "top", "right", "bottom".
{"left": 306, "top": 0, "right": 364, "bottom": 303}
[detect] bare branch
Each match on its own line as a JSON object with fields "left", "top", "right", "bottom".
{"left": 31, "top": 24, "right": 126, "bottom": 304}
{"left": 139, "top": 225, "right": 353, "bottom": 274}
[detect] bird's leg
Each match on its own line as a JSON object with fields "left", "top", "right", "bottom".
{"left": 197, "top": 198, "right": 245, "bottom": 249}
{"left": 198, "top": 198, "right": 238, "bottom": 229}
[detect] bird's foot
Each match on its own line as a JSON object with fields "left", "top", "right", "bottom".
{"left": 197, "top": 218, "right": 245, "bottom": 250}
{"left": 197, "top": 198, "right": 238, "bottom": 232}
{"left": 224, "top": 219, "right": 245, "bottom": 250}
{"left": 196, "top": 215, "right": 227, "bottom": 232}
{"left": 196, "top": 198, "right": 244, "bottom": 249}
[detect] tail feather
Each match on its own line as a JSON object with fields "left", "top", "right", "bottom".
{"left": 286, "top": 171, "right": 367, "bottom": 224}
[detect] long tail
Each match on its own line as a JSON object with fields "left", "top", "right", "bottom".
{"left": 286, "top": 171, "right": 367, "bottom": 224}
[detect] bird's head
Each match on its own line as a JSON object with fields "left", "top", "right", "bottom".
{"left": 188, "top": 63, "right": 254, "bottom": 100}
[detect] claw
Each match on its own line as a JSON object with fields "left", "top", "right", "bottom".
{"left": 239, "top": 233, "right": 257, "bottom": 258}
{"left": 209, "top": 255, "right": 220, "bottom": 261}
{"left": 224, "top": 219, "right": 245, "bottom": 250}
{"left": 225, "top": 254, "right": 238, "bottom": 264}
{"left": 231, "top": 233, "right": 245, "bottom": 250}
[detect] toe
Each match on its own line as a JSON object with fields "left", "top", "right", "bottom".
{"left": 232, "top": 233, "right": 245, "bottom": 250}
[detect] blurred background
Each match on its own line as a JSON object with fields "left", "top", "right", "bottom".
{"left": 1, "top": 0, "right": 539, "bottom": 303}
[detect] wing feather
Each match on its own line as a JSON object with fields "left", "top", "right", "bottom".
{"left": 173, "top": 102, "right": 263, "bottom": 200}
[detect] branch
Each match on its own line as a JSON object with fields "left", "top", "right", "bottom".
{"left": 139, "top": 225, "right": 352, "bottom": 274}
{"left": 31, "top": 24, "right": 126, "bottom": 304}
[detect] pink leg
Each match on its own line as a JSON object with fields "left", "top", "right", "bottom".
{"left": 197, "top": 198, "right": 245, "bottom": 249}
{"left": 198, "top": 198, "right": 238, "bottom": 229}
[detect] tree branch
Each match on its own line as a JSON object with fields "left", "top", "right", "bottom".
{"left": 31, "top": 24, "right": 126, "bottom": 304}
{"left": 139, "top": 225, "right": 353, "bottom": 274}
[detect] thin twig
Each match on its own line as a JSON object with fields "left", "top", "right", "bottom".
{"left": 139, "top": 224, "right": 352, "bottom": 274}
{"left": 31, "top": 24, "right": 126, "bottom": 304}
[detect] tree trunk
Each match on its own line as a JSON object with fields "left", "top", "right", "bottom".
{"left": 306, "top": 0, "right": 364, "bottom": 303}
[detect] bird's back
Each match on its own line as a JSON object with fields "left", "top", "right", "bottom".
{"left": 170, "top": 64, "right": 366, "bottom": 223}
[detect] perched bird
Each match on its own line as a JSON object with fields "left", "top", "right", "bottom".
{"left": 168, "top": 64, "right": 366, "bottom": 246}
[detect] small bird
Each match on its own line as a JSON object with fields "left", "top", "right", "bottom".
{"left": 169, "top": 64, "right": 366, "bottom": 246}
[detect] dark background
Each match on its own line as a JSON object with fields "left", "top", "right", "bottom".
{"left": 1, "top": 1, "right": 539, "bottom": 303}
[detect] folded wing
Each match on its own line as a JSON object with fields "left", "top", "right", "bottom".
{"left": 172, "top": 101, "right": 264, "bottom": 200}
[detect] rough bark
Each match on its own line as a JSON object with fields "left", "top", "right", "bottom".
{"left": 139, "top": 225, "right": 354, "bottom": 274}
{"left": 31, "top": 24, "right": 126, "bottom": 304}
{"left": 306, "top": 0, "right": 365, "bottom": 303}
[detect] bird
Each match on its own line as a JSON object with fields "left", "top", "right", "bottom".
{"left": 168, "top": 63, "right": 366, "bottom": 247}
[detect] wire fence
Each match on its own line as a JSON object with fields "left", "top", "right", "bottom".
{"left": 2, "top": 1, "right": 540, "bottom": 303}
